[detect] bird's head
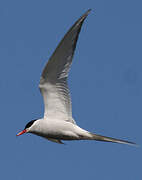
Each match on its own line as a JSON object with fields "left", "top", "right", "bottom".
{"left": 16, "top": 119, "right": 37, "bottom": 136}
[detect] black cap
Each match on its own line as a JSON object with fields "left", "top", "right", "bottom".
{"left": 24, "top": 119, "right": 37, "bottom": 129}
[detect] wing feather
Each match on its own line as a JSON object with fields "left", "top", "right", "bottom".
{"left": 39, "top": 9, "right": 91, "bottom": 123}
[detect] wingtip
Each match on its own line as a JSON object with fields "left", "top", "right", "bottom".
{"left": 77, "top": 9, "right": 91, "bottom": 24}
{"left": 84, "top": 9, "right": 92, "bottom": 17}
{"left": 86, "top": 9, "right": 92, "bottom": 14}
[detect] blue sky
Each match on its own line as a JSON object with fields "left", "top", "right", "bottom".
{"left": 0, "top": 0, "right": 141, "bottom": 179}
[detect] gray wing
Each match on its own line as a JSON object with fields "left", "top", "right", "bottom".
{"left": 39, "top": 9, "right": 91, "bottom": 123}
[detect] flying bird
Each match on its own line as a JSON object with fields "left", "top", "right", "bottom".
{"left": 17, "top": 9, "right": 136, "bottom": 146}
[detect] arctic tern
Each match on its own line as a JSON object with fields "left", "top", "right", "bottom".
{"left": 17, "top": 9, "right": 136, "bottom": 146}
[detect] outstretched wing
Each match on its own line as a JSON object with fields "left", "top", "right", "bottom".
{"left": 39, "top": 9, "right": 91, "bottom": 123}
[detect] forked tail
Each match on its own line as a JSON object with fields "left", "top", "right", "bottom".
{"left": 88, "top": 132, "right": 137, "bottom": 146}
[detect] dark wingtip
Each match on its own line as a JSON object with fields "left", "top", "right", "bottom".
{"left": 86, "top": 9, "right": 92, "bottom": 14}
{"left": 74, "top": 9, "right": 91, "bottom": 29}
{"left": 82, "top": 9, "right": 92, "bottom": 19}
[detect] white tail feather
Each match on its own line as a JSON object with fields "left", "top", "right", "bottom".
{"left": 86, "top": 132, "right": 137, "bottom": 146}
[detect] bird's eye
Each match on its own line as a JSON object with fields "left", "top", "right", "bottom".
{"left": 25, "top": 120, "right": 37, "bottom": 129}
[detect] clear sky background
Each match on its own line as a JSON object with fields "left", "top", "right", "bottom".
{"left": 0, "top": 0, "right": 141, "bottom": 179}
